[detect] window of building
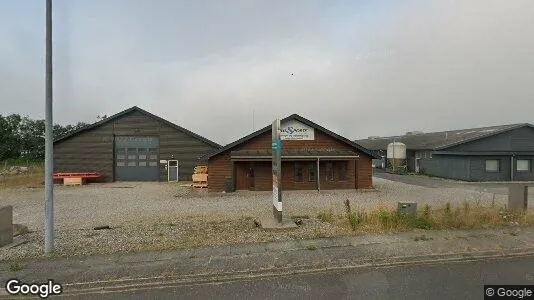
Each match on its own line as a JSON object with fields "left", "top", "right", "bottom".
{"left": 485, "top": 159, "right": 500, "bottom": 172}
{"left": 127, "top": 148, "right": 137, "bottom": 160}
{"left": 294, "top": 163, "right": 303, "bottom": 182}
{"left": 338, "top": 162, "right": 348, "bottom": 181}
{"left": 116, "top": 148, "right": 126, "bottom": 160}
{"left": 517, "top": 159, "right": 531, "bottom": 172}
{"left": 326, "top": 162, "right": 334, "bottom": 181}
{"left": 138, "top": 149, "right": 147, "bottom": 160}
{"left": 148, "top": 148, "right": 158, "bottom": 160}
{"left": 308, "top": 164, "right": 316, "bottom": 182}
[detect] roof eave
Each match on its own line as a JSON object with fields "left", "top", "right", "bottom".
{"left": 206, "top": 114, "right": 378, "bottom": 160}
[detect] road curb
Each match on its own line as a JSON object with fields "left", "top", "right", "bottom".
{"left": 53, "top": 247, "right": 534, "bottom": 297}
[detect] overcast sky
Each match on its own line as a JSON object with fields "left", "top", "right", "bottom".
{"left": 1, "top": 1, "right": 533, "bottom": 145}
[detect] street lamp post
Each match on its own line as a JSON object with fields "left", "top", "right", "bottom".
{"left": 44, "top": 0, "right": 54, "bottom": 254}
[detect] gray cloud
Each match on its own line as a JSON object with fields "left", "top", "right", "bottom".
{"left": 1, "top": 0, "right": 533, "bottom": 145}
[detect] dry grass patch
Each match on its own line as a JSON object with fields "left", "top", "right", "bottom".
{"left": 333, "top": 201, "right": 534, "bottom": 233}
{"left": 0, "top": 163, "right": 44, "bottom": 189}
{"left": 317, "top": 209, "right": 334, "bottom": 223}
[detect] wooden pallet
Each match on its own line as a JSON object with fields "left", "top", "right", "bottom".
{"left": 194, "top": 166, "right": 208, "bottom": 174}
{"left": 64, "top": 177, "right": 85, "bottom": 186}
{"left": 192, "top": 173, "right": 208, "bottom": 182}
{"left": 192, "top": 181, "right": 208, "bottom": 188}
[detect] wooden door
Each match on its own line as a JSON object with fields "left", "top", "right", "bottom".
{"left": 247, "top": 163, "right": 255, "bottom": 190}
{"left": 236, "top": 162, "right": 255, "bottom": 190}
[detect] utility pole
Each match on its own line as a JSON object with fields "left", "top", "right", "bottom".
{"left": 272, "top": 119, "right": 282, "bottom": 223}
{"left": 44, "top": 0, "right": 54, "bottom": 254}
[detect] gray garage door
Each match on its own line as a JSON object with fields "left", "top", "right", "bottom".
{"left": 115, "top": 136, "right": 160, "bottom": 181}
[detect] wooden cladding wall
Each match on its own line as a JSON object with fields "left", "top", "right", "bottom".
{"left": 54, "top": 110, "right": 218, "bottom": 182}
{"left": 207, "top": 154, "right": 232, "bottom": 191}
{"left": 232, "top": 160, "right": 357, "bottom": 191}
{"left": 357, "top": 156, "right": 373, "bottom": 188}
{"left": 208, "top": 129, "right": 373, "bottom": 191}
{"left": 54, "top": 123, "right": 115, "bottom": 181}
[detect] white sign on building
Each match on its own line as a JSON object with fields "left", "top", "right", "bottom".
{"left": 280, "top": 120, "right": 315, "bottom": 140}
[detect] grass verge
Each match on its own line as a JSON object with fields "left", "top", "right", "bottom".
{"left": 0, "top": 161, "right": 44, "bottom": 188}
{"left": 329, "top": 201, "right": 534, "bottom": 233}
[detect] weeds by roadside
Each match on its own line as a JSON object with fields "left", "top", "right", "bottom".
{"left": 0, "top": 160, "right": 44, "bottom": 188}
{"left": 9, "top": 262, "right": 22, "bottom": 272}
{"left": 331, "top": 200, "right": 533, "bottom": 233}
{"left": 317, "top": 210, "right": 334, "bottom": 223}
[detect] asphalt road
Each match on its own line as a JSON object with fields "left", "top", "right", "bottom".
{"left": 373, "top": 169, "right": 534, "bottom": 197}
{"left": 63, "top": 256, "right": 534, "bottom": 300}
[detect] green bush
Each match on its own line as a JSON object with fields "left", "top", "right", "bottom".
{"left": 406, "top": 215, "right": 434, "bottom": 230}
{"left": 347, "top": 212, "right": 361, "bottom": 230}
{"left": 317, "top": 210, "right": 333, "bottom": 223}
{"left": 378, "top": 210, "right": 394, "bottom": 228}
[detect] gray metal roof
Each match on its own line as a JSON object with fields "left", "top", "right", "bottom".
{"left": 356, "top": 123, "right": 534, "bottom": 151}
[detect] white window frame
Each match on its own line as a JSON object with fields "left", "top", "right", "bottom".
{"left": 485, "top": 159, "right": 500, "bottom": 173}
{"left": 516, "top": 159, "right": 531, "bottom": 172}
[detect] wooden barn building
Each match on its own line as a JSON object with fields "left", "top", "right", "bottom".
{"left": 205, "top": 114, "right": 377, "bottom": 192}
{"left": 53, "top": 106, "right": 220, "bottom": 182}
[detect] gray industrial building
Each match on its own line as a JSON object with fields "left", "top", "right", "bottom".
{"left": 356, "top": 123, "right": 534, "bottom": 182}
{"left": 54, "top": 106, "right": 220, "bottom": 182}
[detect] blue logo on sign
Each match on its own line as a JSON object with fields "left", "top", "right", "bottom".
{"left": 281, "top": 126, "right": 308, "bottom": 135}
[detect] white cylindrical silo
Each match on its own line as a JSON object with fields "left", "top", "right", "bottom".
{"left": 387, "top": 142, "right": 407, "bottom": 159}
{"left": 387, "top": 142, "right": 407, "bottom": 173}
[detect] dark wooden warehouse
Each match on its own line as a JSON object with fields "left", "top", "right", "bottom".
{"left": 53, "top": 106, "right": 220, "bottom": 182}
{"left": 206, "top": 114, "right": 377, "bottom": 192}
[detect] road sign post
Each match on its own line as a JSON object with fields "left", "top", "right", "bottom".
{"left": 272, "top": 119, "right": 282, "bottom": 223}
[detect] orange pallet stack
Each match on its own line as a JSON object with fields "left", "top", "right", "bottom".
{"left": 192, "top": 166, "right": 208, "bottom": 188}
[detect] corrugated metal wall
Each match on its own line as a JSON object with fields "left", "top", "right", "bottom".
{"left": 54, "top": 110, "right": 218, "bottom": 182}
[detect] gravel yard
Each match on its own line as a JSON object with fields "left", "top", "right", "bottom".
{"left": 0, "top": 178, "right": 513, "bottom": 261}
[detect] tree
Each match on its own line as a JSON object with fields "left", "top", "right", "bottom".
{"left": 0, "top": 113, "right": 98, "bottom": 161}
{"left": 0, "top": 114, "right": 22, "bottom": 160}
{"left": 53, "top": 122, "right": 89, "bottom": 139}
{"left": 18, "top": 117, "right": 45, "bottom": 159}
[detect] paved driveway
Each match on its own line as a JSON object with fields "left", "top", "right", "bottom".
{"left": 373, "top": 169, "right": 463, "bottom": 188}
{"left": 372, "top": 168, "right": 534, "bottom": 198}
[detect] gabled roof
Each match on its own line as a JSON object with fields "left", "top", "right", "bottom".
{"left": 205, "top": 114, "right": 378, "bottom": 159}
{"left": 356, "top": 123, "right": 534, "bottom": 151}
{"left": 53, "top": 106, "right": 221, "bottom": 148}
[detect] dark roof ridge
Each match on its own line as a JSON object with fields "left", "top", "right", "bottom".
{"left": 53, "top": 106, "right": 221, "bottom": 148}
